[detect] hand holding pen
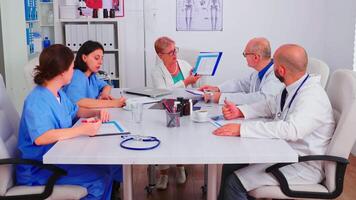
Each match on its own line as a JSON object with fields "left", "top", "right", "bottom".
{"left": 80, "top": 118, "right": 102, "bottom": 136}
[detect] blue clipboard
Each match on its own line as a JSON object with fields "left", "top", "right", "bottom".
{"left": 193, "top": 52, "right": 223, "bottom": 76}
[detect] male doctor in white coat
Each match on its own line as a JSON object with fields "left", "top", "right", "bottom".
{"left": 199, "top": 37, "right": 283, "bottom": 104}
{"left": 214, "top": 44, "right": 335, "bottom": 200}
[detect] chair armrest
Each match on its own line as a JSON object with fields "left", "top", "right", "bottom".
{"left": 0, "top": 158, "right": 67, "bottom": 200}
{"left": 264, "top": 155, "right": 349, "bottom": 199}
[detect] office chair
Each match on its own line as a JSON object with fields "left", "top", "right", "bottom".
{"left": 248, "top": 69, "right": 356, "bottom": 199}
{"left": 0, "top": 74, "right": 87, "bottom": 199}
{"left": 307, "top": 57, "right": 330, "bottom": 89}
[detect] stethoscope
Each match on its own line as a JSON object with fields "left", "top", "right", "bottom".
{"left": 277, "top": 74, "right": 310, "bottom": 120}
{"left": 120, "top": 135, "right": 161, "bottom": 151}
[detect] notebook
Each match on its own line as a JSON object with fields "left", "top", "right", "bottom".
{"left": 124, "top": 87, "right": 172, "bottom": 98}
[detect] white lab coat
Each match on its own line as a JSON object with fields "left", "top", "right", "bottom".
{"left": 235, "top": 74, "right": 335, "bottom": 191}
{"left": 151, "top": 59, "right": 201, "bottom": 89}
{"left": 218, "top": 64, "right": 283, "bottom": 104}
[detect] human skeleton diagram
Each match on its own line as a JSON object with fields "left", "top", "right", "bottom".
{"left": 184, "top": 0, "right": 195, "bottom": 30}
{"left": 207, "top": 0, "right": 220, "bottom": 30}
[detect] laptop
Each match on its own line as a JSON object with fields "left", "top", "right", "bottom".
{"left": 124, "top": 87, "right": 172, "bottom": 98}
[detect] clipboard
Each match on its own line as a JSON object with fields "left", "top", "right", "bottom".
{"left": 192, "top": 52, "right": 223, "bottom": 76}
{"left": 74, "top": 119, "right": 130, "bottom": 137}
{"left": 91, "top": 121, "right": 130, "bottom": 137}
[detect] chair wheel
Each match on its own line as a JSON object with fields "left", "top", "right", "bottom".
{"left": 145, "top": 185, "right": 154, "bottom": 195}
{"left": 201, "top": 184, "right": 207, "bottom": 194}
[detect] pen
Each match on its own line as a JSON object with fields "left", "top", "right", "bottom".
{"left": 209, "top": 120, "right": 222, "bottom": 128}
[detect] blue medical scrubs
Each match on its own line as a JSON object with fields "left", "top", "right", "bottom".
{"left": 63, "top": 69, "right": 108, "bottom": 103}
{"left": 16, "top": 86, "right": 119, "bottom": 200}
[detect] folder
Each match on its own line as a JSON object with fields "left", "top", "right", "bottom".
{"left": 108, "top": 53, "right": 116, "bottom": 78}
{"left": 65, "top": 24, "right": 72, "bottom": 49}
{"left": 71, "top": 24, "right": 78, "bottom": 51}
{"left": 95, "top": 24, "right": 103, "bottom": 46}
{"left": 88, "top": 24, "right": 96, "bottom": 41}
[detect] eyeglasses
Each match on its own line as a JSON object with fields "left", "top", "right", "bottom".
{"left": 242, "top": 52, "right": 256, "bottom": 58}
{"left": 161, "top": 47, "right": 179, "bottom": 56}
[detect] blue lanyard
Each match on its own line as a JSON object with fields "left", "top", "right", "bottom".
{"left": 283, "top": 74, "right": 310, "bottom": 111}
{"left": 120, "top": 135, "right": 161, "bottom": 151}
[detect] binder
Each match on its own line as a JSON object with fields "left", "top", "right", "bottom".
{"left": 107, "top": 24, "right": 115, "bottom": 50}
{"left": 71, "top": 24, "right": 78, "bottom": 51}
{"left": 65, "top": 24, "right": 72, "bottom": 49}
{"left": 95, "top": 24, "right": 103, "bottom": 46}
{"left": 88, "top": 24, "right": 96, "bottom": 41}
{"left": 107, "top": 53, "right": 116, "bottom": 78}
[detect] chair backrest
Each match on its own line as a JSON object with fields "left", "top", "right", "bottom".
{"left": 0, "top": 74, "right": 20, "bottom": 195}
{"left": 24, "top": 56, "right": 39, "bottom": 89}
{"left": 324, "top": 69, "right": 356, "bottom": 191}
{"left": 307, "top": 57, "right": 330, "bottom": 88}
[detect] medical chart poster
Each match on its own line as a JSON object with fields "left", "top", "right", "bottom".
{"left": 176, "top": 0, "right": 223, "bottom": 31}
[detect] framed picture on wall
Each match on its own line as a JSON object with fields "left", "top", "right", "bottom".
{"left": 113, "top": 0, "right": 124, "bottom": 17}
{"left": 176, "top": 0, "right": 223, "bottom": 31}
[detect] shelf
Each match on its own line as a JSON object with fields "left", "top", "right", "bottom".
{"left": 72, "top": 49, "right": 119, "bottom": 52}
{"left": 40, "top": 1, "right": 53, "bottom": 4}
{"left": 40, "top": 24, "right": 54, "bottom": 27}
{"left": 26, "top": 20, "right": 40, "bottom": 23}
{"left": 60, "top": 18, "right": 120, "bottom": 23}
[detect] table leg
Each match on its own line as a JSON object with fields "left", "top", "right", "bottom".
{"left": 123, "top": 164, "right": 133, "bottom": 200}
{"left": 207, "top": 164, "right": 218, "bottom": 200}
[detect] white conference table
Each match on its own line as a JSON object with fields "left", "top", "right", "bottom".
{"left": 43, "top": 88, "right": 298, "bottom": 200}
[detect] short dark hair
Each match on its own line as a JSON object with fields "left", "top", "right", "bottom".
{"left": 74, "top": 40, "right": 104, "bottom": 72}
{"left": 34, "top": 44, "right": 74, "bottom": 85}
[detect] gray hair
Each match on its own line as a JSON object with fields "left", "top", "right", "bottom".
{"left": 154, "top": 36, "right": 175, "bottom": 54}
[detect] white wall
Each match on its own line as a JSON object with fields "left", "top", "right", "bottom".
{"left": 324, "top": 0, "right": 356, "bottom": 71}
{"left": 0, "top": 0, "right": 29, "bottom": 113}
{"left": 142, "top": 0, "right": 329, "bottom": 86}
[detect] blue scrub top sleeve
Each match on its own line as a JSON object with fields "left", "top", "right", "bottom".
{"left": 25, "top": 104, "right": 55, "bottom": 144}
{"left": 95, "top": 74, "right": 109, "bottom": 91}
{"left": 64, "top": 78, "right": 87, "bottom": 104}
{"left": 60, "top": 90, "right": 79, "bottom": 120}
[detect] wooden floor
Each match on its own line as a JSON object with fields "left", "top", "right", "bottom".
{"left": 130, "top": 156, "right": 356, "bottom": 200}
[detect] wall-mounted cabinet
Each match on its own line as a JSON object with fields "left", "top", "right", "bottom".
{"left": 24, "top": 0, "right": 54, "bottom": 60}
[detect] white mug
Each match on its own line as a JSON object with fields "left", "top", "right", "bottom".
{"left": 193, "top": 110, "right": 208, "bottom": 122}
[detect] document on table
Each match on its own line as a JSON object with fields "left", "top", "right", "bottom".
{"left": 94, "top": 121, "right": 130, "bottom": 137}
{"left": 75, "top": 119, "right": 130, "bottom": 137}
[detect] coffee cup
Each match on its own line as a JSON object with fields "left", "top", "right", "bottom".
{"left": 192, "top": 110, "right": 208, "bottom": 122}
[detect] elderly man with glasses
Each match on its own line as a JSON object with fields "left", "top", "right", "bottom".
{"left": 151, "top": 36, "right": 201, "bottom": 89}
{"left": 199, "top": 37, "right": 283, "bottom": 104}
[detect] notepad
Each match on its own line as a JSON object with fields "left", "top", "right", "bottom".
{"left": 93, "top": 121, "right": 130, "bottom": 137}
{"left": 75, "top": 119, "right": 130, "bottom": 137}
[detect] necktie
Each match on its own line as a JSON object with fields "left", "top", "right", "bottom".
{"left": 280, "top": 88, "right": 288, "bottom": 111}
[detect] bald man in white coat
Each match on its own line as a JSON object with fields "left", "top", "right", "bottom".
{"left": 199, "top": 37, "right": 283, "bottom": 105}
{"left": 214, "top": 44, "right": 335, "bottom": 200}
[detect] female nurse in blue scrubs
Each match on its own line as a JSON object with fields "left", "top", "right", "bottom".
{"left": 64, "top": 40, "right": 126, "bottom": 108}
{"left": 16, "top": 44, "right": 117, "bottom": 200}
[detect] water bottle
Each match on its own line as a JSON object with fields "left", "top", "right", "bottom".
{"left": 43, "top": 37, "right": 51, "bottom": 49}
